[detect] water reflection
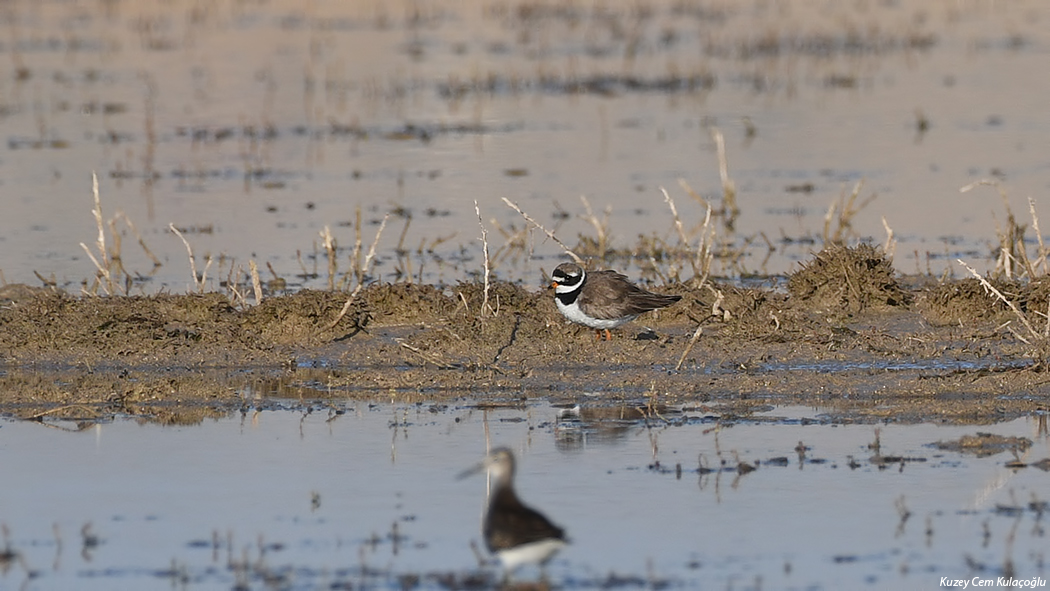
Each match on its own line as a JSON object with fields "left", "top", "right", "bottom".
{"left": 0, "top": 402, "right": 1048, "bottom": 590}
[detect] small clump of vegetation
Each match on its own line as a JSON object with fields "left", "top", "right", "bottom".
{"left": 787, "top": 243, "right": 908, "bottom": 315}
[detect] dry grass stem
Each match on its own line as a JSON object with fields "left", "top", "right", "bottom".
{"left": 358, "top": 214, "right": 388, "bottom": 288}
{"left": 118, "top": 212, "right": 162, "bottom": 267}
{"left": 201, "top": 256, "right": 213, "bottom": 291}
{"left": 578, "top": 195, "right": 610, "bottom": 259}
{"left": 226, "top": 264, "right": 247, "bottom": 307}
{"left": 350, "top": 206, "right": 363, "bottom": 285}
{"left": 168, "top": 223, "right": 202, "bottom": 292}
{"left": 249, "top": 259, "right": 263, "bottom": 303}
{"left": 79, "top": 244, "right": 109, "bottom": 295}
{"left": 677, "top": 178, "right": 711, "bottom": 210}
{"left": 823, "top": 180, "right": 875, "bottom": 245}
{"left": 961, "top": 179, "right": 1026, "bottom": 278}
{"left": 475, "top": 200, "right": 492, "bottom": 318}
{"left": 881, "top": 216, "right": 897, "bottom": 260}
{"left": 395, "top": 214, "right": 413, "bottom": 283}
{"left": 327, "top": 213, "right": 388, "bottom": 329}
{"left": 707, "top": 284, "right": 729, "bottom": 321}
{"left": 396, "top": 338, "right": 455, "bottom": 369}
{"left": 662, "top": 186, "right": 715, "bottom": 288}
{"left": 33, "top": 270, "right": 56, "bottom": 288}
{"left": 265, "top": 262, "right": 280, "bottom": 282}
{"left": 1045, "top": 300, "right": 1050, "bottom": 339}
{"left": 1029, "top": 197, "right": 1047, "bottom": 276}
{"left": 501, "top": 197, "right": 583, "bottom": 264}
{"left": 694, "top": 203, "right": 715, "bottom": 289}
{"left": 711, "top": 128, "right": 738, "bottom": 228}
{"left": 106, "top": 218, "right": 128, "bottom": 282}
{"left": 80, "top": 172, "right": 114, "bottom": 295}
{"left": 675, "top": 325, "right": 703, "bottom": 371}
{"left": 957, "top": 258, "right": 1039, "bottom": 341}
{"left": 90, "top": 172, "right": 109, "bottom": 271}
{"left": 320, "top": 225, "right": 337, "bottom": 290}
{"left": 457, "top": 291, "right": 471, "bottom": 315}
{"left": 662, "top": 187, "right": 689, "bottom": 247}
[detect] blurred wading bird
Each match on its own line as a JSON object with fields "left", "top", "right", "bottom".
{"left": 459, "top": 447, "right": 568, "bottom": 577}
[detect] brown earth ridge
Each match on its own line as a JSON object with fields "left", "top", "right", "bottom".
{"left": 2, "top": 245, "right": 1049, "bottom": 425}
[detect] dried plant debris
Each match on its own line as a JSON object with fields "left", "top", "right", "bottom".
{"left": 917, "top": 277, "right": 1015, "bottom": 326}
{"left": 931, "top": 433, "right": 1033, "bottom": 458}
{"left": 788, "top": 244, "right": 909, "bottom": 314}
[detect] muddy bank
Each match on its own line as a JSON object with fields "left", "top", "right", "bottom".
{"left": 2, "top": 247, "right": 1049, "bottom": 424}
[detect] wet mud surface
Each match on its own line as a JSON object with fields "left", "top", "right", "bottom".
{"left": 3, "top": 247, "right": 1049, "bottom": 425}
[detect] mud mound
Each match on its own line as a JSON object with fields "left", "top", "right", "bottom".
{"left": 916, "top": 277, "right": 1013, "bottom": 326}
{"left": 0, "top": 285, "right": 458, "bottom": 364}
{"left": 388, "top": 281, "right": 562, "bottom": 371}
{"left": 694, "top": 284, "right": 801, "bottom": 338}
{"left": 360, "top": 283, "right": 460, "bottom": 324}
{"left": 1019, "top": 276, "right": 1050, "bottom": 316}
{"left": 788, "top": 244, "right": 908, "bottom": 315}
{"left": 452, "top": 281, "right": 547, "bottom": 319}
{"left": 246, "top": 290, "right": 362, "bottom": 345}
{"left": 3, "top": 275, "right": 1050, "bottom": 425}
{"left": 0, "top": 290, "right": 243, "bottom": 361}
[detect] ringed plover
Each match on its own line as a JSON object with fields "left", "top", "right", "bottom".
{"left": 550, "top": 262, "right": 681, "bottom": 341}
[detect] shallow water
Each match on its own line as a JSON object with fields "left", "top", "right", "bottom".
{"left": 1, "top": 401, "right": 1047, "bottom": 590}
{"left": 2, "top": 0, "right": 1050, "bottom": 292}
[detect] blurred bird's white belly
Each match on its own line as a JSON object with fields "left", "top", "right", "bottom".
{"left": 497, "top": 538, "right": 567, "bottom": 572}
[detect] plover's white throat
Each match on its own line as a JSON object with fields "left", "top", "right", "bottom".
{"left": 550, "top": 262, "right": 682, "bottom": 341}
{"left": 459, "top": 448, "right": 568, "bottom": 577}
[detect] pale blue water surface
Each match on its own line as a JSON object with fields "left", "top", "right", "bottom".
{"left": 1, "top": 402, "right": 1048, "bottom": 590}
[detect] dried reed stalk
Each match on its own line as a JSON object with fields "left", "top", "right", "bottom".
{"left": 90, "top": 172, "right": 108, "bottom": 271}
{"left": 79, "top": 172, "right": 113, "bottom": 295}
{"left": 169, "top": 223, "right": 202, "bottom": 292}
{"left": 327, "top": 213, "right": 388, "bottom": 329}
{"left": 823, "top": 180, "right": 875, "bottom": 245}
{"left": 662, "top": 187, "right": 689, "bottom": 248}
{"left": 475, "top": 200, "right": 491, "bottom": 318}
{"left": 501, "top": 197, "right": 583, "bottom": 264}
{"left": 320, "top": 225, "right": 337, "bottom": 291}
{"left": 249, "top": 259, "right": 263, "bottom": 303}
{"left": 201, "top": 256, "right": 213, "bottom": 291}
{"left": 661, "top": 186, "right": 692, "bottom": 281}
{"left": 711, "top": 128, "right": 738, "bottom": 227}
{"left": 395, "top": 214, "right": 413, "bottom": 283}
{"left": 957, "top": 258, "right": 1039, "bottom": 341}
{"left": 961, "top": 179, "right": 1023, "bottom": 278}
{"left": 1029, "top": 197, "right": 1047, "bottom": 276}
{"left": 694, "top": 203, "right": 715, "bottom": 288}
{"left": 881, "top": 216, "right": 897, "bottom": 260}
{"left": 578, "top": 195, "right": 610, "bottom": 260}
{"left": 675, "top": 325, "right": 703, "bottom": 371}
{"left": 117, "top": 212, "right": 162, "bottom": 267}
{"left": 662, "top": 186, "right": 714, "bottom": 288}
{"left": 677, "top": 178, "right": 711, "bottom": 210}
{"left": 350, "top": 206, "right": 363, "bottom": 285}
